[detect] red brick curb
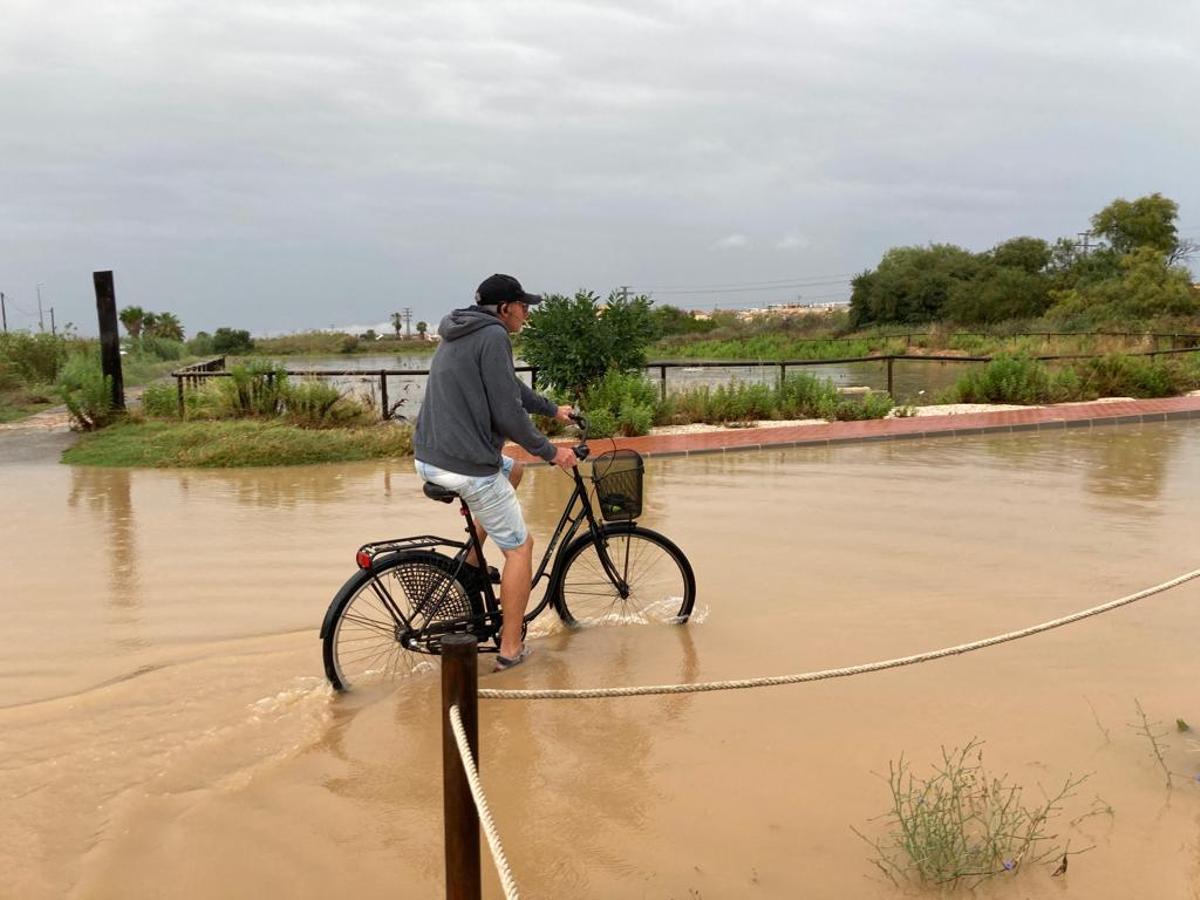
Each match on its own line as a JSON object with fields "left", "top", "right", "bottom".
{"left": 503, "top": 395, "right": 1200, "bottom": 463}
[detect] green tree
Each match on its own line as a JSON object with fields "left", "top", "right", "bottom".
{"left": 118, "top": 306, "right": 146, "bottom": 339}
{"left": 652, "top": 304, "right": 717, "bottom": 336}
{"left": 1049, "top": 246, "right": 1198, "bottom": 324}
{"left": 212, "top": 327, "right": 255, "bottom": 355}
{"left": 416, "top": 321, "right": 428, "bottom": 339}
{"left": 1091, "top": 193, "right": 1180, "bottom": 258}
{"left": 390, "top": 312, "right": 403, "bottom": 336}
{"left": 849, "top": 244, "right": 982, "bottom": 327}
{"left": 520, "top": 290, "right": 657, "bottom": 397}
{"left": 989, "top": 236, "right": 1051, "bottom": 274}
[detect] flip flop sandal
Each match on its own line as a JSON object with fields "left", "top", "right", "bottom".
{"left": 493, "top": 645, "right": 533, "bottom": 672}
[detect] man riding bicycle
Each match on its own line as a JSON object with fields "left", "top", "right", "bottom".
{"left": 413, "top": 274, "right": 577, "bottom": 671}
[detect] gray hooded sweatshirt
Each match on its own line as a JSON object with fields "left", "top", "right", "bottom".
{"left": 413, "top": 306, "right": 558, "bottom": 475}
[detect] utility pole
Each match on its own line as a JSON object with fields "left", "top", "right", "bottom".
{"left": 618, "top": 285, "right": 631, "bottom": 302}
{"left": 1, "top": 292, "right": 6, "bottom": 332}
{"left": 50, "top": 307, "right": 56, "bottom": 335}
{"left": 1076, "top": 231, "right": 1094, "bottom": 256}
{"left": 36, "top": 282, "right": 45, "bottom": 331}
{"left": 402, "top": 307, "right": 413, "bottom": 337}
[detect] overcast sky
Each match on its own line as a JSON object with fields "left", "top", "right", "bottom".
{"left": 2, "top": 0, "right": 1198, "bottom": 336}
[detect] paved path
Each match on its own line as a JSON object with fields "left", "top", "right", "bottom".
{"left": 504, "top": 395, "right": 1200, "bottom": 462}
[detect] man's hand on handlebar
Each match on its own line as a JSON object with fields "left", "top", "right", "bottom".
{"left": 551, "top": 445, "right": 578, "bottom": 470}
{"left": 554, "top": 404, "right": 575, "bottom": 423}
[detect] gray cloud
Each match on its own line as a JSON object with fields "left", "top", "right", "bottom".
{"left": 1, "top": 0, "right": 1197, "bottom": 333}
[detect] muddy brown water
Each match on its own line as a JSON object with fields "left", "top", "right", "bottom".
{"left": 2, "top": 423, "right": 1200, "bottom": 898}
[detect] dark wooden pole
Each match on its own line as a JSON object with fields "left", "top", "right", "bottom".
{"left": 176, "top": 375, "right": 185, "bottom": 418}
{"left": 380, "top": 370, "right": 390, "bottom": 420}
{"left": 441, "top": 634, "right": 481, "bottom": 900}
{"left": 93, "top": 271, "right": 125, "bottom": 409}
{"left": 659, "top": 364, "right": 667, "bottom": 402}
{"left": 886, "top": 356, "right": 895, "bottom": 396}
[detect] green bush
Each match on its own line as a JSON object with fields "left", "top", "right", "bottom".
{"left": 140, "top": 382, "right": 180, "bottom": 418}
{"left": 520, "top": 290, "right": 657, "bottom": 396}
{"left": 187, "top": 332, "right": 216, "bottom": 356}
{"left": 58, "top": 353, "right": 119, "bottom": 430}
{"left": 0, "top": 331, "right": 70, "bottom": 383}
{"left": 1076, "top": 354, "right": 1183, "bottom": 398}
{"left": 284, "top": 380, "right": 371, "bottom": 428}
{"left": 216, "top": 361, "right": 288, "bottom": 417}
{"left": 834, "top": 391, "right": 896, "bottom": 420}
{"left": 134, "top": 335, "right": 186, "bottom": 361}
{"left": 949, "top": 355, "right": 1059, "bottom": 404}
{"left": 585, "top": 407, "right": 619, "bottom": 438}
{"left": 778, "top": 372, "right": 841, "bottom": 419}
{"left": 580, "top": 369, "right": 658, "bottom": 435}
{"left": 212, "top": 327, "right": 255, "bottom": 355}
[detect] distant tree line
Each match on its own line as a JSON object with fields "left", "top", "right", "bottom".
{"left": 849, "top": 193, "right": 1199, "bottom": 328}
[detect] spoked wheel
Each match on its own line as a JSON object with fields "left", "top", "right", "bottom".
{"left": 554, "top": 525, "right": 695, "bottom": 627}
{"left": 320, "top": 551, "right": 484, "bottom": 691}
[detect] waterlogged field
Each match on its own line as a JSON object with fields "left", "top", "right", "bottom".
{"left": 2, "top": 422, "right": 1200, "bottom": 897}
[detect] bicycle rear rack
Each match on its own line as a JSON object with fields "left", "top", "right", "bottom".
{"left": 355, "top": 535, "right": 467, "bottom": 568}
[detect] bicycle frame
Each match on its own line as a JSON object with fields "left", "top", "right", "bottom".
{"left": 450, "top": 460, "right": 628, "bottom": 624}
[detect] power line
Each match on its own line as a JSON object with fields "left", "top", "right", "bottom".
{"left": 634, "top": 272, "right": 858, "bottom": 292}
{"left": 645, "top": 277, "right": 852, "bottom": 296}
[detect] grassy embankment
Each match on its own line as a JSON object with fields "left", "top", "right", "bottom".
{"left": 62, "top": 365, "right": 414, "bottom": 467}
{"left": 650, "top": 320, "right": 1200, "bottom": 361}
{"left": 62, "top": 419, "right": 413, "bottom": 467}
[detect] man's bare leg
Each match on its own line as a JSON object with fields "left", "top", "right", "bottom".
{"left": 497, "top": 534, "right": 534, "bottom": 659}
{"left": 465, "top": 461, "right": 525, "bottom": 568}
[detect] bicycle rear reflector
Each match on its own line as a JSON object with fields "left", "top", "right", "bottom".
{"left": 356, "top": 550, "right": 373, "bottom": 569}
{"left": 591, "top": 449, "right": 644, "bottom": 521}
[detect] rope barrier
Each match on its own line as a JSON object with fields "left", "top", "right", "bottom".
{"left": 480, "top": 566, "right": 1200, "bottom": 701}
{"left": 449, "top": 703, "right": 521, "bottom": 900}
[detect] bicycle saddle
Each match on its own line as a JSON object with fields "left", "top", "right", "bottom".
{"left": 422, "top": 482, "right": 458, "bottom": 504}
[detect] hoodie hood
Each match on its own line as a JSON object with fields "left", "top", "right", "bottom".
{"left": 438, "top": 306, "right": 507, "bottom": 342}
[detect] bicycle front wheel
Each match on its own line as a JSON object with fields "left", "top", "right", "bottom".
{"left": 320, "top": 550, "right": 482, "bottom": 691}
{"left": 553, "top": 525, "right": 695, "bottom": 627}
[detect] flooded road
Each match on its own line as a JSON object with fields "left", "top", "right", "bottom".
{"left": 2, "top": 423, "right": 1200, "bottom": 898}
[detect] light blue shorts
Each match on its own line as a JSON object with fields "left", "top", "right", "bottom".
{"left": 414, "top": 456, "right": 528, "bottom": 551}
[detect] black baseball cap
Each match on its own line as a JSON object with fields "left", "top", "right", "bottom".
{"left": 475, "top": 273, "right": 543, "bottom": 306}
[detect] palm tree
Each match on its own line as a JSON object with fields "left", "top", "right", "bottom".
{"left": 148, "top": 311, "right": 185, "bottom": 341}
{"left": 416, "top": 321, "right": 428, "bottom": 340}
{"left": 390, "top": 312, "right": 403, "bottom": 337}
{"left": 118, "top": 305, "right": 146, "bottom": 338}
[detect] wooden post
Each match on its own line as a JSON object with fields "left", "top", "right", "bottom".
{"left": 442, "top": 634, "right": 481, "bottom": 900}
{"left": 659, "top": 365, "right": 667, "bottom": 402}
{"left": 530, "top": 366, "right": 537, "bottom": 391}
{"left": 176, "top": 375, "right": 185, "bottom": 419}
{"left": 93, "top": 271, "right": 125, "bottom": 410}
{"left": 886, "top": 356, "right": 895, "bottom": 396}
{"left": 380, "top": 370, "right": 390, "bottom": 420}
{"left": 779, "top": 363, "right": 786, "bottom": 389}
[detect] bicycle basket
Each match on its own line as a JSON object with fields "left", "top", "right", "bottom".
{"left": 591, "top": 449, "right": 644, "bottom": 521}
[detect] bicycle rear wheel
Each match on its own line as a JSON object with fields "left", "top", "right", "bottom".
{"left": 320, "top": 550, "right": 483, "bottom": 691}
{"left": 553, "top": 525, "right": 695, "bottom": 627}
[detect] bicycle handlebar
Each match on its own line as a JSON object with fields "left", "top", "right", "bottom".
{"left": 568, "top": 411, "right": 590, "bottom": 462}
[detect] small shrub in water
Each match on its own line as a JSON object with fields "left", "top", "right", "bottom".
{"left": 855, "top": 739, "right": 1088, "bottom": 889}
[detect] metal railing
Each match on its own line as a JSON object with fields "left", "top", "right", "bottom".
{"left": 168, "top": 333, "right": 1200, "bottom": 419}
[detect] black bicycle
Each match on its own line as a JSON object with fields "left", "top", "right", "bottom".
{"left": 320, "top": 414, "right": 696, "bottom": 690}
